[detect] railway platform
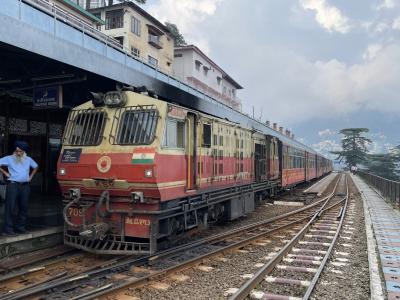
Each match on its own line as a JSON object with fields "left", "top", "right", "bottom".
{"left": 0, "top": 194, "right": 63, "bottom": 259}
{"left": 352, "top": 174, "right": 398, "bottom": 300}
{"left": 303, "top": 172, "right": 337, "bottom": 196}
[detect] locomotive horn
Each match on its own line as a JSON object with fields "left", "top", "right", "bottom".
{"left": 90, "top": 91, "right": 104, "bottom": 107}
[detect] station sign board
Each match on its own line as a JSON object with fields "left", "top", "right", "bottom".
{"left": 33, "top": 86, "right": 63, "bottom": 109}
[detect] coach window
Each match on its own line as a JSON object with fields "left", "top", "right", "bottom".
{"left": 164, "top": 118, "right": 185, "bottom": 148}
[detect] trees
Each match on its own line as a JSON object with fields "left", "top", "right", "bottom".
{"left": 165, "top": 22, "right": 187, "bottom": 47}
{"left": 366, "top": 152, "right": 398, "bottom": 180}
{"left": 331, "top": 128, "right": 371, "bottom": 168}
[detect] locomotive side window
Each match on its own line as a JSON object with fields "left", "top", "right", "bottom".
{"left": 116, "top": 109, "right": 158, "bottom": 145}
{"left": 202, "top": 124, "right": 211, "bottom": 148}
{"left": 64, "top": 110, "right": 106, "bottom": 146}
{"left": 163, "top": 118, "right": 185, "bottom": 148}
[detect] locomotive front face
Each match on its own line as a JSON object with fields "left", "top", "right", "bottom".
{"left": 57, "top": 91, "right": 166, "bottom": 255}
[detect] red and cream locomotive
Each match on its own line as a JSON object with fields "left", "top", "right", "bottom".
{"left": 57, "top": 90, "right": 332, "bottom": 255}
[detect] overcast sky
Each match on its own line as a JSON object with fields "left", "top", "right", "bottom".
{"left": 143, "top": 0, "right": 400, "bottom": 159}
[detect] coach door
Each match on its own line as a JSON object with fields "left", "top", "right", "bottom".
{"left": 186, "top": 113, "right": 197, "bottom": 191}
{"left": 254, "top": 142, "right": 266, "bottom": 182}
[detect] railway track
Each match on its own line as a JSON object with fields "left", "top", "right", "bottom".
{"left": 0, "top": 173, "right": 339, "bottom": 300}
{"left": 229, "top": 174, "right": 349, "bottom": 300}
{"left": 0, "top": 174, "right": 341, "bottom": 300}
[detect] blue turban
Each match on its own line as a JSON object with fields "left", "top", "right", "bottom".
{"left": 14, "top": 141, "right": 29, "bottom": 152}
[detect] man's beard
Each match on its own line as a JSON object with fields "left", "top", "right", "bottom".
{"left": 14, "top": 153, "right": 26, "bottom": 163}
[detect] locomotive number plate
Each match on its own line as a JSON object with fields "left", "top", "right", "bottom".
{"left": 68, "top": 207, "right": 84, "bottom": 217}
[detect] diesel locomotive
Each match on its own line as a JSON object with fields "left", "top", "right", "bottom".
{"left": 57, "top": 89, "right": 332, "bottom": 255}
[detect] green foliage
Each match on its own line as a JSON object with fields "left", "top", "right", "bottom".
{"left": 107, "top": 0, "right": 146, "bottom": 6}
{"left": 165, "top": 22, "right": 187, "bottom": 47}
{"left": 331, "top": 128, "right": 371, "bottom": 168}
{"left": 366, "top": 152, "right": 399, "bottom": 180}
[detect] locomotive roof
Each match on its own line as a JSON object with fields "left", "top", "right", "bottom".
{"left": 164, "top": 98, "right": 320, "bottom": 155}
{"left": 79, "top": 91, "right": 325, "bottom": 157}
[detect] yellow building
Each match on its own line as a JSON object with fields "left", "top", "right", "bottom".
{"left": 89, "top": 2, "right": 174, "bottom": 74}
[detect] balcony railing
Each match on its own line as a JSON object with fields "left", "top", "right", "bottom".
{"left": 148, "top": 34, "right": 163, "bottom": 49}
{"left": 358, "top": 171, "right": 400, "bottom": 206}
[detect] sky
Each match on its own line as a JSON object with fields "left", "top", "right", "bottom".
{"left": 142, "top": 0, "right": 400, "bottom": 161}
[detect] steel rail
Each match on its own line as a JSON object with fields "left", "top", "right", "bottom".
{"left": 228, "top": 174, "right": 348, "bottom": 300}
{"left": 73, "top": 176, "right": 343, "bottom": 300}
{"left": 3, "top": 175, "right": 340, "bottom": 300}
{"left": 3, "top": 202, "right": 321, "bottom": 300}
{"left": 303, "top": 176, "right": 349, "bottom": 299}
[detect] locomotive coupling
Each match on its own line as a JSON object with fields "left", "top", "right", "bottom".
{"left": 79, "top": 222, "right": 110, "bottom": 240}
{"left": 69, "top": 188, "right": 81, "bottom": 200}
{"left": 131, "top": 191, "right": 144, "bottom": 203}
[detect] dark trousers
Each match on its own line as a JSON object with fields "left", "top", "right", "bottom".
{"left": 3, "top": 183, "right": 30, "bottom": 233}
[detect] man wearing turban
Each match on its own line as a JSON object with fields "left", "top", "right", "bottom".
{"left": 0, "top": 141, "right": 38, "bottom": 235}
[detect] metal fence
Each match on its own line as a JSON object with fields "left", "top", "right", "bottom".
{"left": 358, "top": 171, "right": 400, "bottom": 206}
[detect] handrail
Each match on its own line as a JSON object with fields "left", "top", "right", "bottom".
{"left": 358, "top": 170, "right": 400, "bottom": 206}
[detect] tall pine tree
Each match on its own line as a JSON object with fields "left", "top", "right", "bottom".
{"left": 165, "top": 22, "right": 187, "bottom": 47}
{"left": 331, "top": 128, "right": 371, "bottom": 168}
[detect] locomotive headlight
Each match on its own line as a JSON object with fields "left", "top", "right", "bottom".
{"left": 103, "top": 93, "right": 113, "bottom": 105}
{"left": 144, "top": 169, "right": 153, "bottom": 178}
{"left": 103, "top": 92, "right": 127, "bottom": 107}
{"left": 59, "top": 168, "right": 66, "bottom": 176}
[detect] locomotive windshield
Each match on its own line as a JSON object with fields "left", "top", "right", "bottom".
{"left": 63, "top": 109, "right": 106, "bottom": 146}
{"left": 114, "top": 106, "right": 158, "bottom": 145}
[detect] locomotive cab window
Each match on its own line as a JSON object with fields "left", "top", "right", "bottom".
{"left": 163, "top": 118, "right": 185, "bottom": 148}
{"left": 116, "top": 109, "right": 158, "bottom": 145}
{"left": 64, "top": 110, "right": 106, "bottom": 146}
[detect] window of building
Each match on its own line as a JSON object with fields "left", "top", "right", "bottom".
{"left": 163, "top": 118, "right": 185, "bottom": 148}
{"left": 131, "top": 16, "right": 141, "bottom": 36}
{"left": 114, "top": 36, "right": 124, "bottom": 46}
{"left": 223, "top": 86, "right": 227, "bottom": 95}
{"left": 148, "top": 56, "right": 158, "bottom": 68}
{"left": 217, "top": 77, "right": 222, "bottom": 85}
{"left": 105, "top": 9, "right": 123, "bottom": 30}
{"left": 131, "top": 46, "right": 140, "bottom": 58}
{"left": 203, "top": 66, "right": 209, "bottom": 76}
{"left": 174, "top": 53, "right": 183, "bottom": 58}
{"left": 195, "top": 60, "right": 202, "bottom": 71}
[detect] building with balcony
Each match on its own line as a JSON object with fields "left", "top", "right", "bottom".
{"left": 173, "top": 45, "right": 242, "bottom": 111}
{"left": 88, "top": 2, "right": 174, "bottom": 73}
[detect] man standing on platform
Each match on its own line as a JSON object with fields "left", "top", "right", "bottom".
{"left": 0, "top": 141, "right": 38, "bottom": 235}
